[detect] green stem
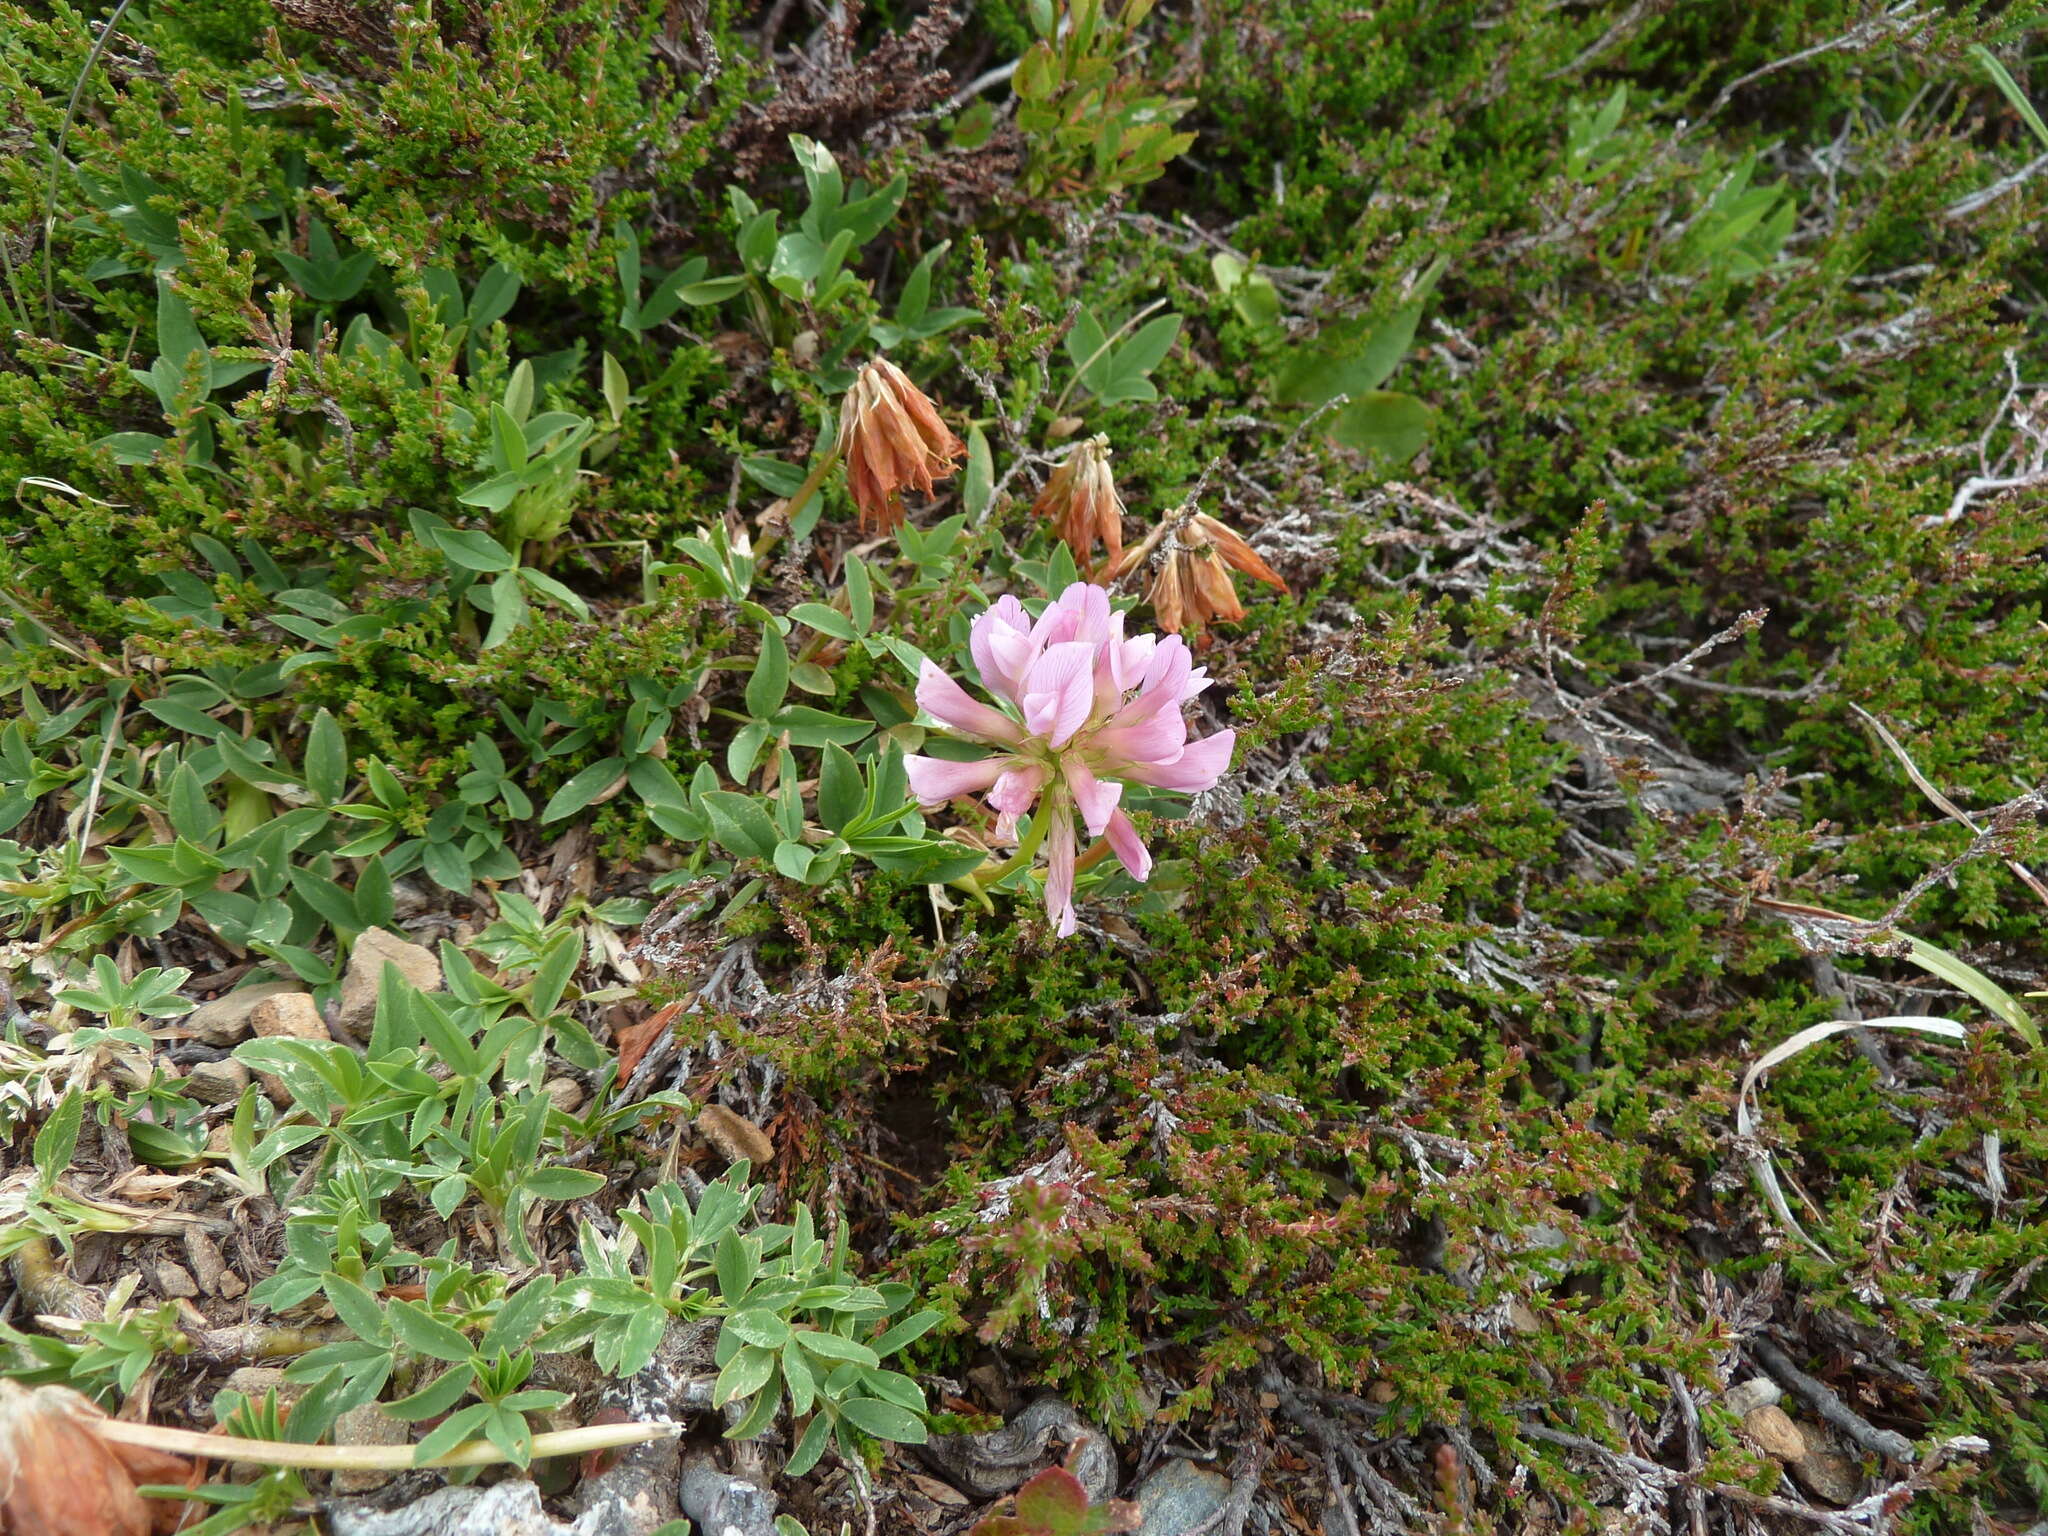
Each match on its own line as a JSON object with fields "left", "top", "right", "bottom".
{"left": 968, "top": 806, "right": 1054, "bottom": 891}
{"left": 754, "top": 444, "right": 841, "bottom": 562}
{"left": 1072, "top": 839, "right": 1115, "bottom": 879}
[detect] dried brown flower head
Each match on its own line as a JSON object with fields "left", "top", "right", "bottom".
{"left": 835, "top": 358, "right": 966, "bottom": 534}
{"left": 1120, "top": 513, "right": 1288, "bottom": 637}
{"left": 0, "top": 1381, "right": 189, "bottom": 1536}
{"left": 1033, "top": 435, "right": 1128, "bottom": 577}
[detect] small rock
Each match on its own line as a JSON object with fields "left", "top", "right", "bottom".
{"left": 1791, "top": 1446, "right": 1862, "bottom": 1506}
{"left": 216, "top": 1267, "right": 246, "bottom": 1299}
{"left": 183, "top": 1059, "right": 251, "bottom": 1105}
{"left": 1366, "top": 1381, "right": 1397, "bottom": 1404}
{"left": 327, "top": 1482, "right": 566, "bottom": 1536}
{"left": 331, "top": 1403, "right": 412, "bottom": 1494}
{"left": 543, "top": 1076, "right": 586, "bottom": 1114}
{"left": 244, "top": 994, "right": 326, "bottom": 1103}
{"left": 187, "top": 980, "right": 302, "bottom": 1047}
{"left": 696, "top": 1104, "right": 774, "bottom": 1168}
{"left": 251, "top": 992, "right": 328, "bottom": 1041}
{"left": 183, "top": 1228, "right": 227, "bottom": 1294}
{"left": 679, "top": 1455, "right": 779, "bottom": 1536}
{"left": 1135, "top": 1458, "right": 1230, "bottom": 1536}
{"left": 154, "top": 1262, "right": 197, "bottom": 1300}
{"left": 339, "top": 927, "right": 443, "bottom": 1034}
{"left": 1741, "top": 1405, "right": 1808, "bottom": 1463}
{"left": 1723, "top": 1377, "right": 1782, "bottom": 1416}
{"left": 1505, "top": 1298, "right": 1543, "bottom": 1334}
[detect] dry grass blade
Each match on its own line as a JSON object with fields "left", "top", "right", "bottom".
{"left": 1972, "top": 43, "right": 2048, "bottom": 154}
{"left": 1900, "top": 935, "right": 2041, "bottom": 1050}
{"left": 1753, "top": 895, "right": 2042, "bottom": 1049}
{"left": 1737, "top": 1015, "right": 1968, "bottom": 1259}
{"left": 1850, "top": 703, "right": 2048, "bottom": 912}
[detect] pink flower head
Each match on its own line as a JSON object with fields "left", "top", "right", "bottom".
{"left": 904, "top": 583, "right": 1236, "bottom": 936}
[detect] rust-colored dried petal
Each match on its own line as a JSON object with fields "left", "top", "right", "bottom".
{"left": 835, "top": 359, "right": 965, "bottom": 534}
{"left": 1033, "top": 435, "right": 1127, "bottom": 577}
{"left": 0, "top": 1381, "right": 187, "bottom": 1536}
{"left": 1192, "top": 513, "right": 1287, "bottom": 592}
{"left": 1187, "top": 541, "right": 1248, "bottom": 625}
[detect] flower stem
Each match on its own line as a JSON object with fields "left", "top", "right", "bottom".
{"left": 967, "top": 807, "right": 1054, "bottom": 891}
{"left": 754, "top": 444, "right": 841, "bottom": 561}
{"left": 1072, "top": 839, "right": 1115, "bottom": 878}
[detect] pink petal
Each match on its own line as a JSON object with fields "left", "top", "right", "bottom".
{"left": 1042, "top": 805, "right": 1078, "bottom": 937}
{"left": 904, "top": 753, "right": 1010, "bottom": 807}
{"left": 1104, "top": 808, "right": 1152, "bottom": 882}
{"left": 1090, "top": 706, "right": 1189, "bottom": 771}
{"left": 1019, "top": 641, "right": 1099, "bottom": 747}
{"left": 917, "top": 661, "right": 1024, "bottom": 745}
{"left": 1061, "top": 758, "right": 1123, "bottom": 836}
{"left": 988, "top": 763, "right": 1048, "bottom": 817}
{"left": 1058, "top": 583, "right": 1114, "bottom": 646}
{"left": 1125, "top": 728, "right": 1235, "bottom": 792}
{"left": 1140, "top": 637, "right": 1207, "bottom": 703}
{"left": 970, "top": 597, "right": 1038, "bottom": 703}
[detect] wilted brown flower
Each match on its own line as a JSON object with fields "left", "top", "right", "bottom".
{"left": 1114, "top": 512, "right": 1287, "bottom": 637}
{"left": 1033, "top": 435, "right": 1127, "bottom": 577}
{"left": 835, "top": 358, "right": 966, "bottom": 534}
{"left": 0, "top": 1380, "right": 190, "bottom": 1536}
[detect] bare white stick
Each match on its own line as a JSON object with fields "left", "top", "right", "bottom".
{"left": 96, "top": 1415, "right": 682, "bottom": 1471}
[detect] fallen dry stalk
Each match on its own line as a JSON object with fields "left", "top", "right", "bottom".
{"left": 93, "top": 1413, "right": 684, "bottom": 1471}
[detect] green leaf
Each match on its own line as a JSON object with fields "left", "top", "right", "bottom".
{"left": 483, "top": 1278, "right": 556, "bottom": 1355}
{"left": 785, "top": 1411, "right": 831, "bottom": 1477}
{"left": 429, "top": 525, "right": 517, "bottom": 573}
{"left": 817, "top": 743, "right": 863, "bottom": 834}
{"left": 713, "top": 1343, "right": 778, "bottom": 1407}
{"left": 602, "top": 352, "right": 631, "bottom": 422}
{"left": 413, "top": 1402, "right": 493, "bottom": 1464}
{"left": 385, "top": 1363, "right": 479, "bottom": 1423}
{"left": 321, "top": 1273, "right": 393, "bottom": 1345}
{"left": 844, "top": 555, "right": 875, "bottom": 634}
{"left": 489, "top": 403, "right": 530, "bottom": 473}
{"left": 836, "top": 1395, "right": 927, "bottom": 1444}
{"left": 746, "top": 624, "right": 790, "bottom": 719}
{"left": 964, "top": 423, "right": 993, "bottom": 519}
{"left": 868, "top": 1308, "right": 942, "bottom": 1358}
{"left": 701, "top": 791, "right": 779, "bottom": 860}
{"left": 769, "top": 706, "right": 873, "bottom": 749}
{"left": 542, "top": 757, "right": 627, "bottom": 823}
{"left": 467, "top": 264, "right": 522, "bottom": 330}
{"left": 1325, "top": 390, "right": 1434, "bottom": 460}
{"left": 156, "top": 277, "right": 205, "bottom": 366}
{"left": 140, "top": 697, "right": 225, "bottom": 738}
{"left": 32, "top": 1091, "right": 83, "bottom": 1195}
{"left": 1272, "top": 259, "right": 1444, "bottom": 409}
{"left": 517, "top": 566, "right": 590, "bottom": 620}
{"left": 1015, "top": 39, "right": 1060, "bottom": 101}
{"left": 93, "top": 432, "right": 169, "bottom": 465}
{"left": 305, "top": 709, "right": 348, "bottom": 803}
{"left": 792, "top": 1330, "right": 878, "bottom": 1366}
{"left": 524, "top": 1166, "right": 609, "bottom": 1201}
{"left": 386, "top": 1299, "right": 473, "bottom": 1364}
{"left": 727, "top": 1309, "right": 793, "bottom": 1349}
{"left": 715, "top": 1228, "right": 756, "bottom": 1303}
{"left": 788, "top": 603, "right": 856, "bottom": 641}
